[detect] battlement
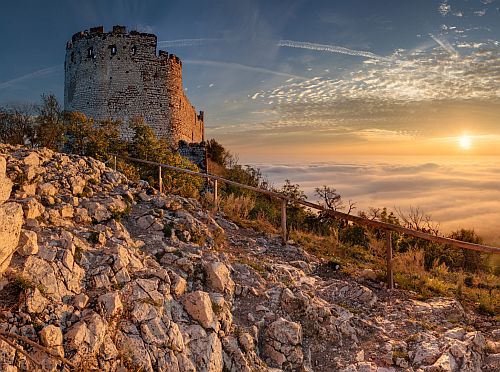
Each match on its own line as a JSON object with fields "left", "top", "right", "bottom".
{"left": 68, "top": 25, "right": 157, "bottom": 49}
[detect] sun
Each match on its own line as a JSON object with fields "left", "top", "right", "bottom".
{"left": 459, "top": 135, "right": 471, "bottom": 150}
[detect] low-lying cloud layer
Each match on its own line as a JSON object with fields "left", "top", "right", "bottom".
{"left": 255, "top": 157, "right": 500, "bottom": 244}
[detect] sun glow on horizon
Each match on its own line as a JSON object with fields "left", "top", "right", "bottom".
{"left": 459, "top": 135, "right": 471, "bottom": 150}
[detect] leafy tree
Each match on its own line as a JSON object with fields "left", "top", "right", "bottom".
{"left": 279, "top": 180, "right": 310, "bottom": 231}
{"left": 64, "top": 111, "right": 94, "bottom": 155}
{"left": 0, "top": 104, "right": 37, "bottom": 146}
{"left": 35, "top": 93, "right": 65, "bottom": 150}
{"left": 339, "top": 225, "right": 370, "bottom": 248}
{"left": 128, "top": 118, "right": 202, "bottom": 197}
{"left": 447, "top": 228, "right": 487, "bottom": 273}
{"left": 206, "top": 138, "right": 231, "bottom": 167}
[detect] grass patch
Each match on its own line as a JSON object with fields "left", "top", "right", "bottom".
{"left": 237, "top": 257, "right": 267, "bottom": 274}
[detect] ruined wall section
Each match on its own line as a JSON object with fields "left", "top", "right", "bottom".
{"left": 165, "top": 56, "right": 204, "bottom": 144}
{"left": 64, "top": 26, "right": 204, "bottom": 147}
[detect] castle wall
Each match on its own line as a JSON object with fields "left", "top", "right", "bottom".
{"left": 64, "top": 26, "right": 204, "bottom": 147}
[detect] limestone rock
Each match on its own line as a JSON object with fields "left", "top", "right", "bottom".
{"left": 25, "top": 287, "right": 49, "bottom": 313}
{"left": 414, "top": 341, "right": 441, "bottom": 365}
{"left": 21, "top": 197, "right": 45, "bottom": 219}
{"left": 38, "top": 182, "right": 58, "bottom": 197}
{"left": 182, "top": 290, "right": 217, "bottom": 330}
{"left": 0, "top": 203, "right": 24, "bottom": 274}
{"left": 0, "top": 157, "right": 13, "bottom": 203}
{"left": 39, "top": 324, "right": 64, "bottom": 357}
{"left": 17, "top": 229, "right": 39, "bottom": 256}
{"left": 425, "top": 352, "right": 457, "bottom": 371}
{"left": 264, "top": 317, "right": 304, "bottom": 369}
{"left": 204, "top": 261, "right": 235, "bottom": 296}
{"left": 83, "top": 201, "right": 111, "bottom": 222}
{"left": 115, "top": 331, "right": 153, "bottom": 372}
{"left": 73, "top": 293, "right": 89, "bottom": 309}
{"left": 98, "top": 292, "right": 123, "bottom": 318}
{"left": 186, "top": 324, "right": 223, "bottom": 371}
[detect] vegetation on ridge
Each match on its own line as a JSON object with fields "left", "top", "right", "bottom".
{"left": 0, "top": 94, "right": 202, "bottom": 198}
{"left": 204, "top": 139, "right": 499, "bottom": 316}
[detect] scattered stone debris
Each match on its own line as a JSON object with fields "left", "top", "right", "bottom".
{"left": 0, "top": 144, "right": 497, "bottom": 371}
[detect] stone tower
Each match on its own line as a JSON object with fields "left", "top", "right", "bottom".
{"left": 64, "top": 25, "right": 204, "bottom": 147}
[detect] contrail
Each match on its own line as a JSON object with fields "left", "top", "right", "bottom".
{"left": 278, "top": 40, "right": 392, "bottom": 62}
{"left": 158, "top": 38, "right": 218, "bottom": 47}
{"left": 0, "top": 65, "right": 61, "bottom": 90}
{"left": 184, "top": 59, "right": 307, "bottom": 80}
{"left": 429, "top": 34, "right": 458, "bottom": 56}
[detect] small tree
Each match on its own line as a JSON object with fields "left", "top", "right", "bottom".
{"left": 206, "top": 138, "right": 231, "bottom": 167}
{"left": 35, "top": 93, "right": 65, "bottom": 150}
{"left": 0, "top": 104, "right": 37, "bottom": 146}
{"left": 448, "top": 229, "right": 487, "bottom": 273}
{"left": 128, "top": 118, "right": 202, "bottom": 197}
{"left": 279, "top": 180, "right": 309, "bottom": 231}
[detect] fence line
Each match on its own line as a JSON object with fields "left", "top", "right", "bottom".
{"left": 112, "top": 154, "right": 500, "bottom": 289}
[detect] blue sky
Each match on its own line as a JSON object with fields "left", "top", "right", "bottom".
{"left": 0, "top": 0, "right": 499, "bottom": 160}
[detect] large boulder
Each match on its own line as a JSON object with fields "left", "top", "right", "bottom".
{"left": 0, "top": 202, "right": 24, "bottom": 274}
{"left": 0, "top": 157, "right": 13, "bottom": 203}
{"left": 17, "top": 229, "right": 39, "bottom": 256}
{"left": 182, "top": 291, "right": 218, "bottom": 330}
{"left": 204, "top": 261, "right": 235, "bottom": 296}
{"left": 263, "top": 317, "right": 304, "bottom": 370}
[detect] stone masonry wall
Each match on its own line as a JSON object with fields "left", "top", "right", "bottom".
{"left": 64, "top": 26, "right": 204, "bottom": 147}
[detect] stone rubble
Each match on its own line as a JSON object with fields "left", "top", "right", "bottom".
{"left": 0, "top": 144, "right": 497, "bottom": 371}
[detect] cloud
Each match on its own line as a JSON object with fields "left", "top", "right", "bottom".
{"left": 0, "top": 65, "right": 61, "bottom": 90}
{"left": 254, "top": 159, "right": 500, "bottom": 243}
{"left": 158, "top": 38, "right": 218, "bottom": 48}
{"left": 429, "top": 34, "right": 458, "bottom": 56}
{"left": 438, "top": 1, "right": 451, "bottom": 16}
{"left": 253, "top": 41, "right": 500, "bottom": 108}
{"left": 278, "top": 40, "right": 392, "bottom": 62}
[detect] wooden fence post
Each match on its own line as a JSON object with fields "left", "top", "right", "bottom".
{"left": 213, "top": 179, "right": 218, "bottom": 210}
{"left": 158, "top": 166, "right": 163, "bottom": 194}
{"left": 386, "top": 230, "right": 394, "bottom": 290}
{"left": 281, "top": 199, "right": 287, "bottom": 243}
{"left": 113, "top": 155, "right": 117, "bottom": 171}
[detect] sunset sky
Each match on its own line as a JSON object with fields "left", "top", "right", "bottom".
{"left": 0, "top": 0, "right": 499, "bottom": 241}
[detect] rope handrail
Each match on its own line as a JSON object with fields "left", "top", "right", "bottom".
{"left": 111, "top": 153, "right": 500, "bottom": 256}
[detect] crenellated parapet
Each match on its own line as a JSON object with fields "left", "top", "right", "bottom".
{"left": 64, "top": 25, "right": 204, "bottom": 147}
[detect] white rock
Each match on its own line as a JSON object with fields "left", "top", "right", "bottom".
{"left": 264, "top": 317, "right": 304, "bottom": 369}
{"left": 0, "top": 203, "right": 24, "bottom": 274}
{"left": 413, "top": 341, "right": 441, "bottom": 365}
{"left": 22, "top": 197, "right": 45, "bottom": 219}
{"left": 204, "top": 261, "right": 235, "bottom": 296}
{"left": 186, "top": 324, "right": 223, "bottom": 371}
{"left": 83, "top": 201, "right": 111, "bottom": 222}
{"left": 182, "top": 290, "right": 217, "bottom": 330}
{"left": 38, "top": 182, "right": 58, "bottom": 197}
{"left": 0, "top": 157, "right": 13, "bottom": 203}
{"left": 17, "top": 229, "right": 39, "bottom": 256}
{"left": 73, "top": 293, "right": 89, "bottom": 309}
{"left": 39, "top": 324, "right": 64, "bottom": 357}
{"left": 25, "top": 287, "right": 48, "bottom": 313}
{"left": 426, "top": 352, "right": 457, "bottom": 371}
{"left": 98, "top": 292, "right": 123, "bottom": 318}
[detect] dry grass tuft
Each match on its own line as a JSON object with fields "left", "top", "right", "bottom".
{"left": 221, "top": 194, "right": 255, "bottom": 220}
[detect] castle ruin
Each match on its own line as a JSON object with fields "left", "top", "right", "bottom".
{"left": 64, "top": 25, "right": 204, "bottom": 148}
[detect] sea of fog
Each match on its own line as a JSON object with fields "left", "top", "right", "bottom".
{"left": 250, "top": 156, "right": 500, "bottom": 245}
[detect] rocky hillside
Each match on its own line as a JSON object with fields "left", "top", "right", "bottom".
{"left": 0, "top": 144, "right": 498, "bottom": 372}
